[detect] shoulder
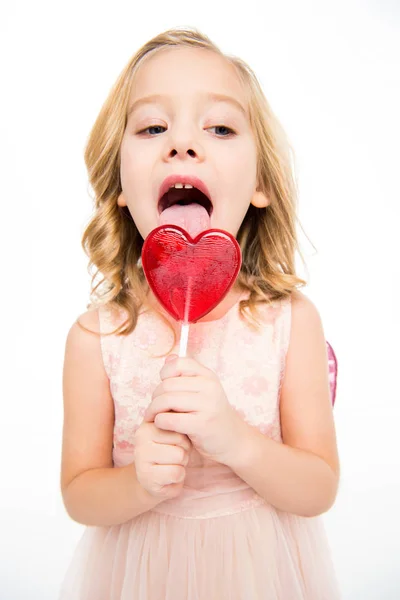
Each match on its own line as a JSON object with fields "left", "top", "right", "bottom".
{"left": 66, "top": 304, "right": 129, "bottom": 379}
{"left": 290, "top": 289, "right": 320, "bottom": 313}
{"left": 66, "top": 308, "right": 102, "bottom": 347}
{"left": 274, "top": 290, "right": 323, "bottom": 348}
{"left": 71, "top": 303, "right": 123, "bottom": 337}
{"left": 63, "top": 308, "right": 111, "bottom": 385}
{"left": 75, "top": 307, "right": 101, "bottom": 333}
{"left": 283, "top": 290, "right": 326, "bottom": 363}
{"left": 287, "top": 289, "right": 324, "bottom": 331}
{"left": 65, "top": 309, "right": 103, "bottom": 366}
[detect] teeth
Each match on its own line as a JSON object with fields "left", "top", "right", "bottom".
{"left": 169, "top": 183, "right": 194, "bottom": 189}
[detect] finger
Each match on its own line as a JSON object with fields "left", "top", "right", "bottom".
{"left": 155, "top": 411, "right": 197, "bottom": 436}
{"left": 149, "top": 424, "right": 192, "bottom": 452}
{"left": 152, "top": 464, "right": 186, "bottom": 486}
{"left": 144, "top": 392, "right": 199, "bottom": 423}
{"left": 160, "top": 356, "right": 211, "bottom": 381}
{"left": 150, "top": 443, "right": 188, "bottom": 466}
{"left": 152, "top": 377, "right": 203, "bottom": 399}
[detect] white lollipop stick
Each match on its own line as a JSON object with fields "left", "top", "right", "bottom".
{"left": 178, "top": 323, "right": 190, "bottom": 357}
{"left": 178, "top": 276, "right": 193, "bottom": 357}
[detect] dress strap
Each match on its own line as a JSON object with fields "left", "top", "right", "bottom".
{"left": 277, "top": 295, "right": 292, "bottom": 360}
{"left": 276, "top": 295, "right": 292, "bottom": 389}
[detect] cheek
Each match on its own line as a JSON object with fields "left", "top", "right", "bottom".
{"left": 118, "top": 140, "right": 157, "bottom": 238}
{"left": 236, "top": 142, "right": 257, "bottom": 177}
{"left": 120, "top": 141, "right": 135, "bottom": 187}
{"left": 224, "top": 150, "right": 257, "bottom": 200}
{"left": 120, "top": 136, "right": 152, "bottom": 188}
{"left": 220, "top": 139, "right": 257, "bottom": 184}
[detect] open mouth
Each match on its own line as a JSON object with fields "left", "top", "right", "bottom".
{"left": 158, "top": 186, "right": 213, "bottom": 216}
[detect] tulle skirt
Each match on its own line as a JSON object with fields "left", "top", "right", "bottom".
{"left": 58, "top": 501, "right": 341, "bottom": 600}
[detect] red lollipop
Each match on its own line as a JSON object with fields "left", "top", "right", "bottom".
{"left": 141, "top": 225, "right": 241, "bottom": 355}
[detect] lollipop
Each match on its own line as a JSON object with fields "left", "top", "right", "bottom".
{"left": 141, "top": 225, "right": 241, "bottom": 356}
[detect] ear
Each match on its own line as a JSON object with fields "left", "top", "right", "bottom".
{"left": 117, "top": 192, "right": 127, "bottom": 207}
{"left": 251, "top": 190, "right": 270, "bottom": 208}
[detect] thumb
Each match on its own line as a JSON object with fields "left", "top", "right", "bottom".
{"left": 165, "top": 353, "right": 178, "bottom": 364}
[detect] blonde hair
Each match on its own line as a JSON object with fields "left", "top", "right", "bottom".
{"left": 79, "top": 27, "right": 309, "bottom": 338}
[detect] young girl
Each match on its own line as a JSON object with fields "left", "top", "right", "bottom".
{"left": 59, "top": 27, "right": 341, "bottom": 599}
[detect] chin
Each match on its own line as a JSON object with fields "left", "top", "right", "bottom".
{"left": 132, "top": 217, "right": 158, "bottom": 240}
{"left": 216, "top": 223, "right": 238, "bottom": 237}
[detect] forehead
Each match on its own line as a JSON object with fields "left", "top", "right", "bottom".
{"left": 130, "top": 46, "right": 246, "bottom": 106}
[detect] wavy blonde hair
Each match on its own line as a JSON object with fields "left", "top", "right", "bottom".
{"left": 79, "top": 27, "right": 310, "bottom": 339}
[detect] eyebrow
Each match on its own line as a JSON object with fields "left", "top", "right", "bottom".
{"left": 127, "top": 93, "right": 247, "bottom": 118}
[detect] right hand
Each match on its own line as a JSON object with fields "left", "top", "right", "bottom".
{"left": 133, "top": 421, "right": 192, "bottom": 501}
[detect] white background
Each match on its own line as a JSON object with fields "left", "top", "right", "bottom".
{"left": 1, "top": 0, "right": 399, "bottom": 598}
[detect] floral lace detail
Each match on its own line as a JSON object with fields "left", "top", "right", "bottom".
{"left": 59, "top": 297, "right": 341, "bottom": 600}
{"left": 98, "top": 294, "right": 338, "bottom": 465}
{"left": 99, "top": 296, "right": 292, "bottom": 458}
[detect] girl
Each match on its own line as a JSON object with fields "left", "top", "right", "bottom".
{"left": 59, "top": 27, "right": 341, "bottom": 599}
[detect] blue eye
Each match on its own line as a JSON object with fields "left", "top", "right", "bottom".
{"left": 208, "top": 125, "right": 235, "bottom": 136}
{"left": 137, "top": 125, "right": 236, "bottom": 136}
{"left": 138, "top": 125, "right": 166, "bottom": 135}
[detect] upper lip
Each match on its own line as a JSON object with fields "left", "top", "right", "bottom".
{"left": 158, "top": 174, "right": 212, "bottom": 214}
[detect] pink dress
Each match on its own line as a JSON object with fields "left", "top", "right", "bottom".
{"left": 59, "top": 293, "right": 341, "bottom": 599}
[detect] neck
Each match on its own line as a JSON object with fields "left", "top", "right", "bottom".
{"left": 144, "top": 283, "right": 244, "bottom": 324}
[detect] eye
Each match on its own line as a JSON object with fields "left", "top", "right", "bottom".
{"left": 207, "top": 125, "right": 236, "bottom": 137}
{"left": 137, "top": 125, "right": 166, "bottom": 135}
{"left": 136, "top": 124, "right": 236, "bottom": 137}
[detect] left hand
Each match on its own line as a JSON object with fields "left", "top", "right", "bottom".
{"left": 143, "top": 355, "right": 249, "bottom": 465}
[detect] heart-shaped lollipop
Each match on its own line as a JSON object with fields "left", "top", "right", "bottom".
{"left": 141, "top": 224, "right": 241, "bottom": 330}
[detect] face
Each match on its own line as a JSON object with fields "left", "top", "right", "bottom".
{"left": 118, "top": 46, "right": 268, "bottom": 240}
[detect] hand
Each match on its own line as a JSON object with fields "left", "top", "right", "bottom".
{"left": 143, "top": 355, "right": 248, "bottom": 465}
{"left": 133, "top": 420, "right": 192, "bottom": 501}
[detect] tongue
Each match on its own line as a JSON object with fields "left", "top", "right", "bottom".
{"left": 158, "top": 203, "right": 211, "bottom": 238}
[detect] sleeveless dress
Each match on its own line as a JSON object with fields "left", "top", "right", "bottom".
{"left": 59, "top": 292, "right": 341, "bottom": 599}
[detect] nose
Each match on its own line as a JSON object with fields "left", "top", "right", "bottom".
{"left": 162, "top": 127, "right": 205, "bottom": 162}
{"left": 170, "top": 147, "right": 196, "bottom": 159}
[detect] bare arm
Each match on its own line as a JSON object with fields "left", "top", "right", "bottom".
{"left": 60, "top": 309, "right": 160, "bottom": 527}
{"left": 226, "top": 291, "right": 340, "bottom": 518}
